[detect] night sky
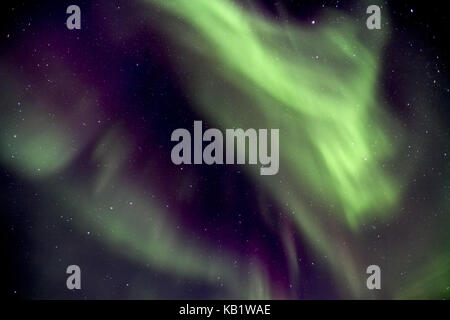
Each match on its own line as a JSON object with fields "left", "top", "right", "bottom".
{"left": 0, "top": 0, "right": 449, "bottom": 299}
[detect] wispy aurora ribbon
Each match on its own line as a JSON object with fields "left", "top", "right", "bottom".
{"left": 0, "top": 71, "right": 271, "bottom": 298}
{"left": 145, "top": 0, "right": 400, "bottom": 224}
{"left": 142, "top": 0, "right": 404, "bottom": 296}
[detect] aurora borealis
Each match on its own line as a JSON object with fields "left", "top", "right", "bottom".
{"left": 0, "top": 0, "right": 449, "bottom": 299}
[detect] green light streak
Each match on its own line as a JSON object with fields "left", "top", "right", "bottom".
{"left": 144, "top": 0, "right": 399, "bottom": 227}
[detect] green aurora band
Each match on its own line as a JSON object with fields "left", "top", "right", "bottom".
{"left": 141, "top": 0, "right": 449, "bottom": 298}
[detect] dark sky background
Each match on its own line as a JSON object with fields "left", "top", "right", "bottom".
{"left": 0, "top": 0, "right": 448, "bottom": 299}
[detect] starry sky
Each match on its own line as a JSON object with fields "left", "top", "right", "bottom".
{"left": 0, "top": 0, "right": 449, "bottom": 299}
